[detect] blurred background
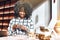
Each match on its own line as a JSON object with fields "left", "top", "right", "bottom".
{"left": 0, "top": 0, "right": 60, "bottom": 37}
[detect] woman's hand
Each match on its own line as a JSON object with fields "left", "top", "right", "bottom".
{"left": 19, "top": 25, "right": 28, "bottom": 31}
{"left": 12, "top": 24, "right": 28, "bottom": 31}
{"left": 12, "top": 24, "right": 17, "bottom": 30}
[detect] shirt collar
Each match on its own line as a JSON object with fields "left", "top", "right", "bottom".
{"left": 18, "top": 17, "right": 26, "bottom": 20}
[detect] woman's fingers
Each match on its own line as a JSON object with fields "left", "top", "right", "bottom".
{"left": 12, "top": 24, "right": 28, "bottom": 31}
{"left": 12, "top": 24, "right": 17, "bottom": 30}
{"left": 20, "top": 25, "right": 28, "bottom": 31}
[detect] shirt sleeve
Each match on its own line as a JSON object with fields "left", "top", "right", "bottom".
{"left": 8, "top": 19, "right": 14, "bottom": 35}
{"left": 29, "top": 19, "right": 34, "bottom": 33}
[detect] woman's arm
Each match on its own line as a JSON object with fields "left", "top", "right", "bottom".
{"left": 30, "top": 20, "right": 34, "bottom": 32}
{"left": 8, "top": 21, "right": 13, "bottom": 35}
{"left": 12, "top": 24, "right": 17, "bottom": 30}
{"left": 8, "top": 19, "right": 14, "bottom": 35}
{"left": 17, "top": 25, "right": 28, "bottom": 31}
{"left": 28, "top": 19, "right": 35, "bottom": 37}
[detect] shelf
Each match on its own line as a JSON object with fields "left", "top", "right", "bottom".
{"left": 3, "top": 23, "right": 8, "bottom": 26}
{"left": 0, "top": 11, "right": 14, "bottom": 15}
{"left": 0, "top": 16, "right": 9, "bottom": 20}
{"left": 0, "top": 23, "right": 2, "bottom": 25}
{"left": 0, "top": 8, "right": 14, "bottom": 15}
{"left": 3, "top": 14, "right": 9, "bottom": 16}
{"left": 0, "top": 1, "right": 15, "bottom": 10}
{"left": 0, "top": 14, "right": 3, "bottom": 16}
{"left": 5, "top": 3, "right": 10, "bottom": 8}
{"left": 10, "top": 7, "right": 14, "bottom": 13}
{"left": 4, "top": 21, "right": 9, "bottom": 23}
{"left": 0, "top": 17, "right": 3, "bottom": 20}
{"left": 4, "top": 8, "right": 9, "bottom": 14}
{"left": 0, "top": 9, "right": 3, "bottom": 14}
{"left": 0, "top": 21, "right": 2, "bottom": 22}
{"left": 4, "top": 5, "right": 14, "bottom": 9}
{"left": 10, "top": 10, "right": 14, "bottom": 13}
{"left": 0, "top": 16, "right": 14, "bottom": 20}
{"left": 0, "top": 20, "right": 10, "bottom": 21}
{"left": 0, "top": 4, "right": 14, "bottom": 10}
{"left": 0, "top": 6, "right": 4, "bottom": 9}
{"left": 0, "top": 23, "right": 8, "bottom": 26}
{"left": 0, "top": 13, "right": 14, "bottom": 16}
{"left": 11, "top": 4, "right": 15, "bottom": 7}
{"left": 9, "top": 16, "right": 14, "bottom": 19}
{"left": 5, "top": 1, "right": 15, "bottom": 9}
{"left": 4, "top": 17, "right": 9, "bottom": 20}
{"left": 4, "top": 12, "right": 9, "bottom": 14}
{"left": 0, "top": 1, "right": 15, "bottom": 9}
{"left": 0, "top": 20, "right": 9, "bottom": 22}
{"left": 0, "top": 5, "right": 14, "bottom": 10}
{"left": 0, "top": 0, "right": 17, "bottom": 29}
{"left": 9, "top": 13, "right": 14, "bottom": 16}
{"left": 0, "top": 12, "right": 3, "bottom": 15}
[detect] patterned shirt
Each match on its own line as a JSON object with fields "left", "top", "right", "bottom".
{"left": 8, "top": 17, "right": 34, "bottom": 35}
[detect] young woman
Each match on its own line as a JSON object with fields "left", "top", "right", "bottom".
{"left": 8, "top": 1, "right": 34, "bottom": 35}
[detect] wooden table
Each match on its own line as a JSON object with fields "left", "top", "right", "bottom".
{"left": 0, "top": 35, "right": 39, "bottom": 40}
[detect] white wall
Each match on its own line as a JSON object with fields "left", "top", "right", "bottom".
{"left": 48, "top": 0, "right": 57, "bottom": 29}
{"left": 57, "top": 0, "right": 60, "bottom": 20}
{"left": 45, "top": 0, "right": 50, "bottom": 26}
{"left": 31, "top": 0, "right": 50, "bottom": 29}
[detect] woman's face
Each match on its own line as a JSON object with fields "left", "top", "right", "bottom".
{"left": 19, "top": 7, "right": 25, "bottom": 19}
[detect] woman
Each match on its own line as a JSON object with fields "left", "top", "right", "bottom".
{"left": 8, "top": 1, "right": 34, "bottom": 35}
